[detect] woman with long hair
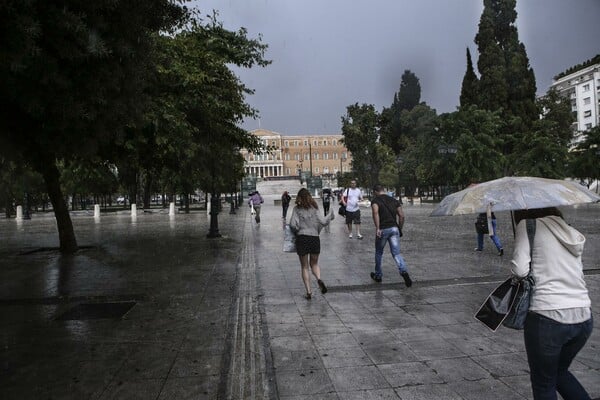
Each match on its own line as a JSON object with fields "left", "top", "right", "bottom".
{"left": 289, "top": 188, "right": 335, "bottom": 299}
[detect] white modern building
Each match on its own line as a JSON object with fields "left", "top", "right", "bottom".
{"left": 549, "top": 61, "right": 600, "bottom": 145}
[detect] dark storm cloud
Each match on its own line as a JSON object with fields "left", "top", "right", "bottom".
{"left": 194, "top": 0, "right": 600, "bottom": 135}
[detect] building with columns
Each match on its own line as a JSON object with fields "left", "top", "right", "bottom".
{"left": 240, "top": 129, "right": 352, "bottom": 179}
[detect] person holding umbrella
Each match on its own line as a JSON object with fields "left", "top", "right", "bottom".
{"left": 511, "top": 207, "right": 593, "bottom": 400}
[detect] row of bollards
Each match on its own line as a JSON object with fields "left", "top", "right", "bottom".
{"left": 15, "top": 202, "right": 181, "bottom": 220}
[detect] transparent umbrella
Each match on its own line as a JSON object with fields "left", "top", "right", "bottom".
{"left": 430, "top": 176, "right": 600, "bottom": 217}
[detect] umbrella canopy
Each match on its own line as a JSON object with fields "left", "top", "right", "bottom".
{"left": 430, "top": 176, "right": 600, "bottom": 216}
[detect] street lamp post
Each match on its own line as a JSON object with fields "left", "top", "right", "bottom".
{"left": 296, "top": 161, "right": 303, "bottom": 184}
{"left": 437, "top": 144, "right": 458, "bottom": 198}
{"left": 308, "top": 142, "right": 313, "bottom": 177}
{"left": 338, "top": 154, "right": 346, "bottom": 186}
{"left": 396, "top": 156, "right": 403, "bottom": 199}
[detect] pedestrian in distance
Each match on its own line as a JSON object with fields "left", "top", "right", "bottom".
{"left": 289, "top": 188, "right": 335, "bottom": 300}
{"left": 281, "top": 191, "right": 291, "bottom": 219}
{"left": 341, "top": 180, "right": 363, "bottom": 239}
{"left": 321, "top": 188, "right": 332, "bottom": 216}
{"left": 248, "top": 190, "right": 264, "bottom": 224}
{"left": 475, "top": 212, "right": 504, "bottom": 256}
{"left": 511, "top": 207, "right": 592, "bottom": 400}
{"left": 370, "top": 184, "right": 412, "bottom": 287}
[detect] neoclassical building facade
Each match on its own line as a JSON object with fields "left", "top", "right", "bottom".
{"left": 240, "top": 129, "right": 352, "bottom": 178}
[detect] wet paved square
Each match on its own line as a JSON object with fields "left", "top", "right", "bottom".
{"left": 1, "top": 194, "right": 598, "bottom": 399}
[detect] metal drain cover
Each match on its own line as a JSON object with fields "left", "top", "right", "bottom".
{"left": 56, "top": 301, "right": 136, "bottom": 320}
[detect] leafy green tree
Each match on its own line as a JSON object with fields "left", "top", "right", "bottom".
{"left": 515, "top": 90, "right": 574, "bottom": 177}
{"left": 0, "top": 1, "right": 187, "bottom": 253}
{"left": 341, "top": 103, "right": 383, "bottom": 189}
{"left": 569, "top": 126, "right": 600, "bottom": 190}
{"left": 439, "top": 106, "right": 504, "bottom": 185}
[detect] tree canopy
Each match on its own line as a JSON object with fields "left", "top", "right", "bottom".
{"left": 0, "top": 2, "right": 270, "bottom": 253}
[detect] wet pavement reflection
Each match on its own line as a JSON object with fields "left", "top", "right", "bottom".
{"left": 0, "top": 198, "right": 598, "bottom": 399}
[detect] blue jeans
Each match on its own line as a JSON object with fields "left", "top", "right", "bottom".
{"left": 476, "top": 219, "right": 502, "bottom": 251}
{"left": 524, "top": 312, "right": 593, "bottom": 400}
{"left": 374, "top": 226, "right": 407, "bottom": 278}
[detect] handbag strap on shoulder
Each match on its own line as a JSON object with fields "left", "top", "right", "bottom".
{"left": 525, "top": 219, "right": 536, "bottom": 279}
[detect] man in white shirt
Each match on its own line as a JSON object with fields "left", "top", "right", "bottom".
{"left": 341, "top": 180, "right": 364, "bottom": 239}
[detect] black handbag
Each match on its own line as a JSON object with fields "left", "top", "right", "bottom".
{"left": 475, "top": 219, "right": 536, "bottom": 331}
{"left": 475, "top": 277, "right": 518, "bottom": 331}
{"left": 338, "top": 204, "right": 346, "bottom": 216}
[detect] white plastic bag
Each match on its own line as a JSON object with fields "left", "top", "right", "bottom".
{"left": 250, "top": 203, "right": 256, "bottom": 215}
{"left": 283, "top": 224, "right": 296, "bottom": 252}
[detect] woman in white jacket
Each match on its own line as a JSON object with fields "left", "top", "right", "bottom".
{"left": 289, "top": 188, "right": 335, "bottom": 299}
{"left": 511, "top": 207, "right": 593, "bottom": 400}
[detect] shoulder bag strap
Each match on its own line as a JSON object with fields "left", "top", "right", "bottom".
{"left": 380, "top": 197, "right": 400, "bottom": 228}
{"left": 525, "top": 219, "right": 536, "bottom": 279}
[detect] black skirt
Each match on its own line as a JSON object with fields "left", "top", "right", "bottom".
{"left": 296, "top": 234, "right": 320, "bottom": 256}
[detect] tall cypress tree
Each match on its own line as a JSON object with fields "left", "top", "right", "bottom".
{"left": 396, "top": 70, "right": 421, "bottom": 111}
{"left": 381, "top": 70, "right": 422, "bottom": 154}
{"left": 473, "top": 0, "right": 537, "bottom": 174}
{"left": 460, "top": 48, "right": 479, "bottom": 107}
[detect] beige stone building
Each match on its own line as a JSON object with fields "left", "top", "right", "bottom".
{"left": 240, "top": 129, "right": 352, "bottom": 179}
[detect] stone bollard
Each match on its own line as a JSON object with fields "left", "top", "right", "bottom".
{"left": 94, "top": 204, "right": 100, "bottom": 218}
{"left": 16, "top": 205, "right": 23, "bottom": 220}
{"left": 169, "top": 202, "right": 175, "bottom": 216}
{"left": 131, "top": 203, "right": 137, "bottom": 216}
{"left": 206, "top": 197, "right": 211, "bottom": 216}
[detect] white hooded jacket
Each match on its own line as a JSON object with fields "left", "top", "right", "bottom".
{"left": 511, "top": 216, "right": 591, "bottom": 312}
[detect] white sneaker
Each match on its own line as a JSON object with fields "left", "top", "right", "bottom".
{"left": 357, "top": 234, "right": 363, "bottom": 240}
{"left": 348, "top": 233, "right": 353, "bottom": 239}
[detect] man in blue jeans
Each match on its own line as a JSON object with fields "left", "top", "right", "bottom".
{"left": 475, "top": 212, "right": 504, "bottom": 256}
{"left": 370, "top": 184, "right": 412, "bottom": 287}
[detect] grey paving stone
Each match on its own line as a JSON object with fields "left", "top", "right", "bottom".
{"left": 318, "top": 346, "right": 373, "bottom": 368}
{"left": 363, "top": 342, "right": 419, "bottom": 364}
{"left": 448, "top": 377, "right": 527, "bottom": 399}
{"left": 426, "top": 357, "right": 491, "bottom": 382}
{"left": 471, "top": 353, "right": 530, "bottom": 377}
{"left": 337, "top": 388, "right": 401, "bottom": 399}
{"left": 378, "top": 361, "right": 445, "bottom": 387}
{"left": 404, "top": 338, "right": 466, "bottom": 361}
{"left": 272, "top": 349, "right": 324, "bottom": 371}
{"left": 394, "top": 383, "right": 464, "bottom": 399}
{"left": 327, "top": 365, "right": 391, "bottom": 391}
{"left": 276, "top": 368, "right": 334, "bottom": 396}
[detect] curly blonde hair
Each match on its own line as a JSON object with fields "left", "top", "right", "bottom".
{"left": 295, "top": 188, "right": 318, "bottom": 209}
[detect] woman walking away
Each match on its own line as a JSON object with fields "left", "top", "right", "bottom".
{"left": 511, "top": 207, "right": 593, "bottom": 400}
{"left": 281, "top": 191, "right": 291, "bottom": 219}
{"left": 289, "top": 188, "right": 335, "bottom": 299}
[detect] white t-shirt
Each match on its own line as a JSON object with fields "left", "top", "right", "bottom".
{"left": 345, "top": 187, "right": 362, "bottom": 212}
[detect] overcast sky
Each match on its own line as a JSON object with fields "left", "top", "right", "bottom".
{"left": 193, "top": 0, "right": 600, "bottom": 135}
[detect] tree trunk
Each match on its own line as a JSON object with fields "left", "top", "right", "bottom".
{"left": 42, "top": 163, "right": 78, "bottom": 254}
{"left": 143, "top": 175, "right": 153, "bottom": 209}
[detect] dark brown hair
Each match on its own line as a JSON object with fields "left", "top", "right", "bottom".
{"left": 513, "top": 207, "right": 563, "bottom": 225}
{"left": 295, "top": 188, "right": 318, "bottom": 209}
